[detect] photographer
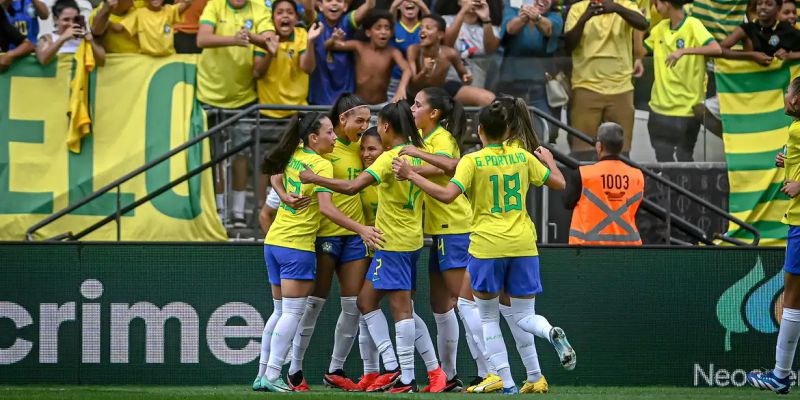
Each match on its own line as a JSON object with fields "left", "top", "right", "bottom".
{"left": 36, "top": 0, "right": 105, "bottom": 65}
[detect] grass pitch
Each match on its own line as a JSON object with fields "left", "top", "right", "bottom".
{"left": 0, "top": 385, "right": 783, "bottom": 399}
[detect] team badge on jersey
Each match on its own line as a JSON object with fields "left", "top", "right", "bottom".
{"left": 244, "top": 19, "right": 254, "bottom": 30}
{"left": 164, "top": 24, "right": 171, "bottom": 33}
{"left": 676, "top": 38, "right": 685, "bottom": 49}
{"left": 265, "top": 0, "right": 272, "bottom": 7}
{"left": 769, "top": 34, "right": 780, "bottom": 47}
{"left": 288, "top": 49, "right": 295, "bottom": 59}
{"left": 321, "top": 241, "right": 334, "bottom": 254}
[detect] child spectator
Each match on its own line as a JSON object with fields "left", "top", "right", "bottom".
{"left": 721, "top": 0, "right": 800, "bottom": 65}
{"left": 255, "top": 0, "right": 323, "bottom": 118}
{"left": 0, "top": 0, "right": 35, "bottom": 70}
{"left": 8, "top": 0, "right": 49, "bottom": 45}
{"left": 118, "top": 0, "right": 193, "bottom": 56}
{"left": 173, "top": 0, "right": 208, "bottom": 53}
{"left": 297, "top": 0, "right": 376, "bottom": 105}
{"left": 644, "top": 0, "right": 721, "bottom": 162}
{"left": 90, "top": 0, "right": 140, "bottom": 53}
{"left": 328, "top": 9, "right": 412, "bottom": 104}
{"left": 36, "top": 0, "right": 106, "bottom": 65}
{"left": 437, "top": 0, "right": 502, "bottom": 88}
{"left": 779, "top": 0, "right": 797, "bottom": 25}
{"left": 388, "top": 0, "right": 429, "bottom": 98}
{"left": 407, "top": 14, "right": 495, "bottom": 106}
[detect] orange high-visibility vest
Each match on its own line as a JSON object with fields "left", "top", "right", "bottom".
{"left": 569, "top": 159, "right": 644, "bottom": 245}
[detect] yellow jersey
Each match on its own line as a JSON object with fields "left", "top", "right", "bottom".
{"left": 365, "top": 145, "right": 424, "bottom": 251}
{"left": 120, "top": 5, "right": 182, "bottom": 56}
{"left": 89, "top": 6, "right": 140, "bottom": 53}
{"left": 197, "top": 0, "right": 271, "bottom": 108}
{"left": 784, "top": 121, "right": 800, "bottom": 225}
{"left": 421, "top": 126, "right": 472, "bottom": 235}
{"left": 256, "top": 27, "right": 310, "bottom": 118}
{"left": 361, "top": 184, "right": 379, "bottom": 226}
{"left": 644, "top": 16, "right": 714, "bottom": 117}
{"left": 451, "top": 144, "right": 550, "bottom": 258}
{"left": 318, "top": 137, "right": 366, "bottom": 237}
{"left": 565, "top": 0, "right": 643, "bottom": 95}
{"left": 265, "top": 147, "right": 333, "bottom": 251}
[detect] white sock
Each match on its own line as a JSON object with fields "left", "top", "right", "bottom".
{"left": 266, "top": 297, "right": 306, "bottom": 380}
{"left": 500, "top": 303, "right": 541, "bottom": 382}
{"left": 359, "top": 315, "right": 380, "bottom": 374}
{"left": 457, "top": 297, "right": 493, "bottom": 375}
{"left": 329, "top": 296, "right": 360, "bottom": 373}
{"left": 775, "top": 307, "right": 800, "bottom": 378}
{"left": 475, "top": 297, "right": 514, "bottom": 388}
{"left": 396, "top": 318, "right": 416, "bottom": 384}
{"left": 258, "top": 299, "right": 282, "bottom": 377}
{"left": 413, "top": 309, "right": 440, "bottom": 372}
{"left": 515, "top": 299, "right": 554, "bottom": 342}
{"left": 288, "top": 296, "right": 326, "bottom": 375}
{"left": 434, "top": 309, "right": 459, "bottom": 379}
{"left": 363, "top": 309, "right": 399, "bottom": 371}
{"left": 233, "top": 190, "right": 246, "bottom": 219}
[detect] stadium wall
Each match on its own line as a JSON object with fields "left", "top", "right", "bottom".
{"left": 0, "top": 243, "right": 790, "bottom": 387}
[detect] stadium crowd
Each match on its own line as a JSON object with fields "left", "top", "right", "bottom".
{"left": 2, "top": 0, "right": 799, "bottom": 226}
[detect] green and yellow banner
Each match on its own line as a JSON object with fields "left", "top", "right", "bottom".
{"left": 716, "top": 59, "right": 800, "bottom": 246}
{"left": 0, "top": 55, "right": 227, "bottom": 241}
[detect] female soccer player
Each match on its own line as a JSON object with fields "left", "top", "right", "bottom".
{"left": 747, "top": 77, "right": 800, "bottom": 394}
{"left": 254, "top": 112, "right": 380, "bottom": 392}
{"left": 276, "top": 93, "right": 373, "bottom": 391}
{"left": 299, "top": 102, "right": 434, "bottom": 393}
{"left": 399, "top": 87, "right": 471, "bottom": 391}
{"left": 393, "top": 98, "right": 574, "bottom": 393}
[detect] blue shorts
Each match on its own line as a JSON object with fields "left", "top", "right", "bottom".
{"left": 786, "top": 226, "right": 800, "bottom": 275}
{"left": 264, "top": 245, "right": 317, "bottom": 285}
{"left": 468, "top": 255, "right": 542, "bottom": 296}
{"left": 429, "top": 234, "right": 470, "bottom": 273}
{"left": 316, "top": 235, "right": 368, "bottom": 264}
{"left": 366, "top": 249, "right": 422, "bottom": 291}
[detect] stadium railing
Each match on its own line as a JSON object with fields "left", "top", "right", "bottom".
{"left": 25, "top": 104, "right": 759, "bottom": 245}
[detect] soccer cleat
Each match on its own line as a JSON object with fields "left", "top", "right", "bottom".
{"left": 502, "top": 386, "right": 520, "bottom": 394}
{"left": 352, "top": 372, "right": 380, "bottom": 392}
{"left": 467, "top": 373, "right": 503, "bottom": 393}
{"left": 466, "top": 376, "right": 484, "bottom": 392}
{"left": 252, "top": 376, "right": 264, "bottom": 391}
{"left": 420, "top": 367, "right": 448, "bottom": 393}
{"left": 366, "top": 370, "right": 400, "bottom": 392}
{"left": 747, "top": 369, "right": 791, "bottom": 394}
{"left": 287, "top": 371, "right": 310, "bottom": 392}
{"left": 443, "top": 375, "right": 464, "bottom": 392}
{"left": 388, "top": 379, "right": 418, "bottom": 393}
{"left": 323, "top": 369, "right": 360, "bottom": 391}
{"left": 260, "top": 376, "right": 292, "bottom": 392}
{"left": 520, "top": 376, "right": 549, "bottom": 394}
{"left": 550, "top": 327, "right": 576, "bottom": 371}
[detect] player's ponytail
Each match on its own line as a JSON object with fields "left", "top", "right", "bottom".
{"left": 262, "top": 112, "right": 324, "bottom": 174}
{"left": 329, "top": 92, "right": 368, "bottom": 129}
{"left": 421, "top": 87, "right": 466, "bottom": 147}
{"left": 378, "top": 102, "right": 424, "bottom": 147}
{"left": 503, "top": 95, "right": 540, "bottom": 152}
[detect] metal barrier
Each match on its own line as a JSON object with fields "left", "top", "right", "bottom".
{"left": 26, "top": 103, "right": 758, "bottom": 245}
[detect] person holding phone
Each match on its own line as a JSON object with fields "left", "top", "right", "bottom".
{"left": 36, "top": 0, "right": 105, "bottom": 65}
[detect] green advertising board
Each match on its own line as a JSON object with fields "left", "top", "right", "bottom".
{"left": 0, "top": 244, "right": 791, "bottom": 387}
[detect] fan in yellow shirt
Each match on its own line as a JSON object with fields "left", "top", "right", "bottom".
{"left": 119, "top": 0, "right": 193, "bottom": 56}
{"left": 394, "top": 97, "right": 577, "bottom": 392}
{"left": 299, "top": 102, "right": 433, "bottom": 391}
{"left": 90, "top": 0, "right": 140, "bottom": 53}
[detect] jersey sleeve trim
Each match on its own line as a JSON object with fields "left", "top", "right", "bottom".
{"left": 199, "top": 20, "right": 215, "bottom": 26}
{"left": 541, "top": 168, "right": 551, "bottom": 185}
{"left": 450, "top": 178, "right": 466, "bottom": 193}
{"left": 314, "top": 188, "right": 333, "bottom": 193}
{"left": 434, "top": 151, "right": 453, "bottom": 158}
{"left": 365, "top": 169, "right": 381, "bottom": 184}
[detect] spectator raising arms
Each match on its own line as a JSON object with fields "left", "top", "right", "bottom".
{"left": 7, "top": 0, "right": 49, "bottom": 45}
{"left": 298, "top": 0, "right": 376, "bottom": 105}
{"left": 0, "top": 0, "right": 35, "bottom": 70}
{"left": 644, "top": 0, "right": 721, "bottom": 162}
{"left": 564, "top": 0, "right": 648, "bottom": 161}
{"left": 328, "top": 9, "right": 412, "bottom": 104}
{"left": 439, "top": 0, "right": 502, "bottom": 89}
{"left": 36, "top": 0, "right": 106, "bottom": 65}
{"left": 118, "top": 0, "right": 194, "bottom": 56}
{"left": 720, "top": 0, "right": 800, "bottom": 64}
{"left": 407, "top": 14, "right": 495, "bottom": 106}
{"left": 388, "top": 0, "right": 429, "bottom": 98}
{"left": 173, "top": 0, "right": 208, "bottom": 53}
{"left": 90, "top": 0, "right": 140, "bottom": 53}
{"left": 254, "top": 0, "right": 323, "bottom": 118}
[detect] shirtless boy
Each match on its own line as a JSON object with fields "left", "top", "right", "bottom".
{"left": 407, "top": 14, "right": 495, "bottom": 106}
{"left": 328, "top": 10, "right": 412, "bottom": 104}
